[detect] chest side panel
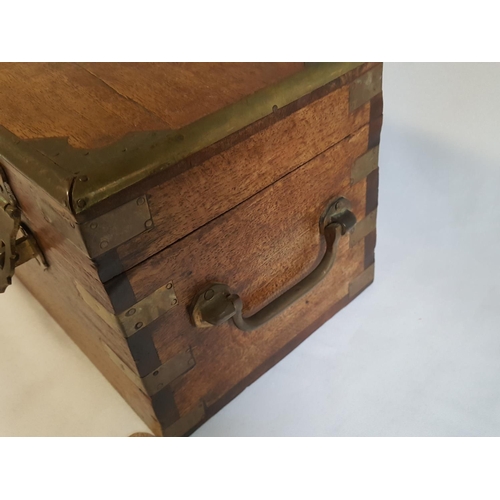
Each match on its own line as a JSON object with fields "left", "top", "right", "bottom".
{"left": 93, "top": 63, "right": 381, "bottom": 282}
{"left": 104, "top": 95, "right": 382, "bottom": 435}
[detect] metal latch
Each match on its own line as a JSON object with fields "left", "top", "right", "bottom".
{"left": 0, "top": 166, "right": 47, "bottom": 293}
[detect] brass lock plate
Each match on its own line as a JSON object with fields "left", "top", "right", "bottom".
{"left": 0, "top": 165, "right": 47, "bottom": 293}
{"left": 0, "top": 168, "right": 21, "bottom": 293}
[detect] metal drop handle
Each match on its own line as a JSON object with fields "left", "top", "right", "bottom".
{"left": 190, "top": 197, "right": 356, "bottom": 332}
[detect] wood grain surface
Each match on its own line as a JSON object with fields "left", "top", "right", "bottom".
{"left": 0, "top": 63, "right": 304, "bottom": 149}
{"left": 0, "top": 63, "right": 381, "bottom": 435}
{"left": 100, "top": 82, "right": 372, "bottom": 280}
{"left": 107, "top": 124, "right": 374, "bottom": 433}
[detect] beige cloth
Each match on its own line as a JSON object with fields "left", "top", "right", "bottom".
{"left": 0, "top": 281, "right": 151, "bottom": 436}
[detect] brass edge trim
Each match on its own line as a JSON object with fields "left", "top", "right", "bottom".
{"left": 142, "top": 350, "right": 195, "bottom": 396}
{"left": 349, "top": 65, "right": 383, "bottom": 112}
{"left": 350, "top": 209, "right": 378, "bottom": 247}
{"left": 351, "top": 145, "right": 379, "bottom": 185}
{"left": 349, "top": 264, "right": 375, "bottom": 299}
{"left": 0, "top": 127, "right": 73, "bottom": 209}
{"left": 71, "top": 62, "right": 363, "bottom": 213}
{"left": 162, "top": 402, "right": 205, "bottom": 437}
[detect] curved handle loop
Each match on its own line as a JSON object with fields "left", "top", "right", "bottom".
{"left": 190, "top": 197, "right": 356, "bottom": 332}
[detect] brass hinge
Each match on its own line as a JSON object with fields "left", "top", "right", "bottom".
{"left": 0, "top": 165, "right": 47, "bottom": 293}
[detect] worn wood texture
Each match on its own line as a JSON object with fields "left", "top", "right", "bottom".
{"left": 98, "top": 77, "right": 372, "bottom": 280}
{"left": 1, "top": 63, "right": 381, "bottom": 436}
{"left": 106, "top": 121, "right": 378, "bottom": 435}
{"left": 80, "top": 63, "right": 305, "bottom": 130}
{"left": 2, "top": 164, "right": 112, "bottom": 309}
{"left": 0, "top": 63, "right": 304, "bottom": 149}
{"left": 0, "top": 158, "right": 158, "bottom": 433}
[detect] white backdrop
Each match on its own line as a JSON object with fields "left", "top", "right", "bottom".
{"left": 1, "top": 63, "right": 499, "bottom": 436}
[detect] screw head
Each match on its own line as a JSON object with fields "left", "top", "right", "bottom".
{"left": 137, "top": 197, "right": 145, "bottom": 206}
{"left": 78, "top": 175, "right": 88, "bottom": 182}
{"left": 172, "top": 299, "right": 178, "bottom": 306}
{"left": 153, "top": 370, "right": 159, "bottom": 376}
{"left": 166, "top": 282, "right": 172, "bottom": 289}
{"left": 100, "top": 240, "right": 109, "bottom": 249}
{"left": 90, "top": 222, "right": 98, "bottom": 229}
{"left": 77, "top": 199, "right": 86, "bottom": 208}
{"left": 135, "top": 322, "right": 143, "bottom": 330}
{"left": 145, "top": 220, "right": 153, "bottom": 229}
{"left": 126, "top": 308, "right": 136, "bottom": 317}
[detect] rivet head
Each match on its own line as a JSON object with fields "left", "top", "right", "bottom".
{"left": 153, "top": 370, "right": 159, "bottom": 376}
{"left": 126, "top": 308, "right": 136, "bottom": 317}
{"left": 204, "top": 289, "right": 215, "bottom": 301}
{"left": 145, "top": 220, "right": 153, "bottom": 229}
{"left": 137, "top": 197, "right": 145, "bottom": 206}
{"left": 99, "top": 240, "right": 109, "bottom": 249}
{"left": 77, "top": 199, "right": 86, "bottom": 208}
{"left": 166, "top": 282, "right": 172, "bottom": 289}
{"left": 90, "top": 222, "right": 98, "bottom": 229}
{"left": 135, "top": 322, "right": 143, "bottom": 330}
{"left": 172, "top": 299, "right": 178, "bottom": 306}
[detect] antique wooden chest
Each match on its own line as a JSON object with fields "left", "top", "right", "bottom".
{"left": 0, "top": 63, "right": 382, "bottom": 436}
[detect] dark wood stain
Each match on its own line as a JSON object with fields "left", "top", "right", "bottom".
{"left": 151, "top": 386, "right": 180, "bottom": 428}
{"left": 94, "top": 248, "right": 125, "bottom": 282}
{"left": 127, "top": 323, "right": 161, "bottom": 377}
{"left": 104, "top": 273, "right": 137, "bottom": 313}
{"left": 364, "top": 230, "right": 377, "bottom": 270}
{"left": 370, "top": 92, "right": 384, "bottom": 121}
{"left": 368, "top": 114, "right": 383, "bottom": 150}
{"left": 366, "top": 168, "right": 379, "bottom": 215}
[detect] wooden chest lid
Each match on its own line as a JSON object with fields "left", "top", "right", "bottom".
{"left": 0, "top": 62, "right": 362, "bottom": 217}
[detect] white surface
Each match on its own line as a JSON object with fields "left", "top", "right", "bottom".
{"left": 2, "top": 63, "right": 500, "bottom": 436}
{"left": 0, "top": 282, "right": 151, "bottom": 436}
